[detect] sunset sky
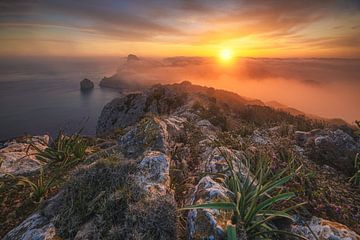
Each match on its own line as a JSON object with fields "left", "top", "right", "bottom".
{"left": 1, "top": 0, "right": 360, "bottom": 57}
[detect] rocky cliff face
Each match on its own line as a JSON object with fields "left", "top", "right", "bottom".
{"left": 2, "top": 82, "right": 360, "bottom": 240}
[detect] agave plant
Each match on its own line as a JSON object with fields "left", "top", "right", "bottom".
{"left": 29, "top": 130, "right": 88, "bottom": 169}
{"left": 181, "top": 148, "right": 306, "bottom": 239}
{"left": 16, "top": 168, "right": 55, "bottom": 203}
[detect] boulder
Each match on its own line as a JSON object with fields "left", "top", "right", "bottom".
{"left": 118, "top": 117, "right": 168, "bottom": 158}
{"left": 96, "top": 93, "right": 147, "bottom": 135}
{"left": 80, "top": 78, "right": 94, "bottom": 91}
{"left": 2, "top": 213, "right": 55, "bottom": 240}
{"left": 136, "top": 151, "right": 170, "bottom": 195}
{"left": 291, "top": 216, "right": 360, "bottom": 240}
{"left": 187, "top": 176, "right": 232, "bottom": 240}
{"left": 251, "top": 130, "right": 270, "bottom": 145}
{"left": 296, "top": 129, "right": 360, "bottom": 174}
{"left": 0, "top": 135, "right": 49, "bottom": 177}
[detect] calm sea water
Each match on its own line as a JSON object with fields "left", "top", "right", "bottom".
{"left": 0, "top": 57, "right": 122, "bottom": 141}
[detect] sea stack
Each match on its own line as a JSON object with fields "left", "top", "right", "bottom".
{"left": 80, "top": 78, "right": 94, "bottom": 91}
{"left": 127, "top": 54, "right": 140, "bottom": 62}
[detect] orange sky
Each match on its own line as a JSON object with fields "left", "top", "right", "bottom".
{"left": 1, "top": 0, "right": 360, "bottom": 58}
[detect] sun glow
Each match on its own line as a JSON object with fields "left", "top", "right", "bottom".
{"left": 219, "top": 48, "right": 234, "bottom": 63}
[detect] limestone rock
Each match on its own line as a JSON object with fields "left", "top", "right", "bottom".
{"left": 251, "top": 130, "right": 270, "bottom": 145}
{"left": 196, "top": 119, "right": 218, "bottom": 139}
{"left": 96, "top": 93, "right": 147, "bottom": 135}
{"left": 291, "top": 216, "right": 360, "bottom": 240}
{"left": 2, "top": 214, "right": 55, "bottom": 240}
{"left": 296, "top": 129, "right": 359, "bottom": 174}
{"left": 187, "top": 176, "right": 232, "bottom": 240}
{"left": 118, "top": 117, "right": 168, "bottom": 158}
{"left": 136, "top": 151, "right": 170, "bottom": 195}
{"left": 0, "top": 135, "right": 49, "bottom": 176}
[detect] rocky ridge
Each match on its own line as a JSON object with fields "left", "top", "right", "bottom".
{"left": 2, "top": 82, "right": 360, "bottom": 239}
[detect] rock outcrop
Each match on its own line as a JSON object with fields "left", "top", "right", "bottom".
{"left": 80, "top": 78, "right": 94, "bottom": 91}
{"left": 0, "top": 135, "right": 49, "bottom": 177}
{"left": 3, "top": 82, "right": 360, "bottom": 240}
{"left": 295, "top": 129, "right": 359, "bottom": 174}
{"left": 291, "top": 216, "right": 360, "bottom": 240}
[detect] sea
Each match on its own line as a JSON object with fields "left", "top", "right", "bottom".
{"left": 0, "top": 57, "right": 122, "bottom": 141}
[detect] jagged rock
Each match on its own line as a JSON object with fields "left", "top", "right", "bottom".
{"left": 251, "top": 130, "right": 270, "bottom": 145}
{"left": 0, "top": 135, "right": 49, "bottom": 176}
{"left": 136, "top": 151, "right": 170, "bottom": 195}
{"left": 96, "top": 85, "right": 187, "bottom": 135}
{"left": 74, "top": 216, "right": 101, "bottom": 240}
{"left": 187, "top": 176, "right": 232, "bottom": 240}
{"left": 118, "top": 117, "right": 168, "bottom": 158}
{"left": 96, "top": 93, "right": 147, "bottom": 135}
{"left": 2, "top": 214, "right": 55, "bottom": 240}
{"left": 80, "top": 78, "right": 94, "bottom": 91}
{"left": 291, "top": 216, "right": 360, "bottom": 240}
{"left": 203, "top": 147, "right": 246, "bottom": 174}
{"left": 296, "top": 129, "right": 359, "bottom": 174}
{"left": 196, "top": 119, "right": 218, "bottom": 138}
{"left": 163, "top": 116, "right": 187, "bottom": 138}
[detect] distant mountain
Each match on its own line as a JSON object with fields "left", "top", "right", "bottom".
{"left": 265, "top": 100, "right": 348, "bottom": 125}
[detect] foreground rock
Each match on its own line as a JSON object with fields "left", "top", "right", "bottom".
{"left": 80, "top": 78, "right": 94, "bottom": 91}
{"left": 0, "top": 135, "right": 49, "bottom": 177}
{"left": 291, "top": 216, "right": 360, "bottom": 240}
{"left": 295, "top": 129, "right": 359, "bottom": 174}
{"left": 187, "top": 176, "right": 234, "bottom": 239}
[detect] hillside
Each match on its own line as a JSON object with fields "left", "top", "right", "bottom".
{"left": 1, "top": 82, "right": 359, "bottom": 240}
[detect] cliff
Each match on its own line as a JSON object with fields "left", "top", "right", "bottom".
{"left": 1, "top": 82, "right": 360, "bottom": 240}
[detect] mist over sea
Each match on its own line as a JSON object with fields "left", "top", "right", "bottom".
{"left": 0, "top": 57, "right": 121, "bottom": 140}
{"left": 0, "top": 56, "right": 359, "bottom": 140}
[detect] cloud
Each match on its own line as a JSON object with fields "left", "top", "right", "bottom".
{"left": 0, "top": 0, "right": 359, "bottom": 56}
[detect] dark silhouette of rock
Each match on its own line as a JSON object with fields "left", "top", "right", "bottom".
{"left": 80, "top": 78, "right": 94, "bottom": 91}
{"left": 127, "top": 54, "right": 139, "bottom": 62}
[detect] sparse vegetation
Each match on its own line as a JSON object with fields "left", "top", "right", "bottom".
{"left": 355, "top": 120, "right": 360, "bottom": 136}
{"left": 55, "top": 158, "right": 177, "bottom": 239}
{"left": 16, "top": 168, "right": 55, "bottom": 203}
{"left": 350, "top": 153, "right": 360, "bottom": 186}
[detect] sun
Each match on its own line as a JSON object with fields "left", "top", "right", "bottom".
{"left": 219, "top": 48, "right": 234, "bottom": 63}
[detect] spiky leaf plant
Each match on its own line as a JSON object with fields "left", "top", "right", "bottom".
{"left": 29, "top": 129, "right": 87, "bottom": 169}
{"left": 16, "top": 168, "right": 55, "bottom": 203}
{"left": 181, "top": 148, "right": 306, "bottom": 239}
